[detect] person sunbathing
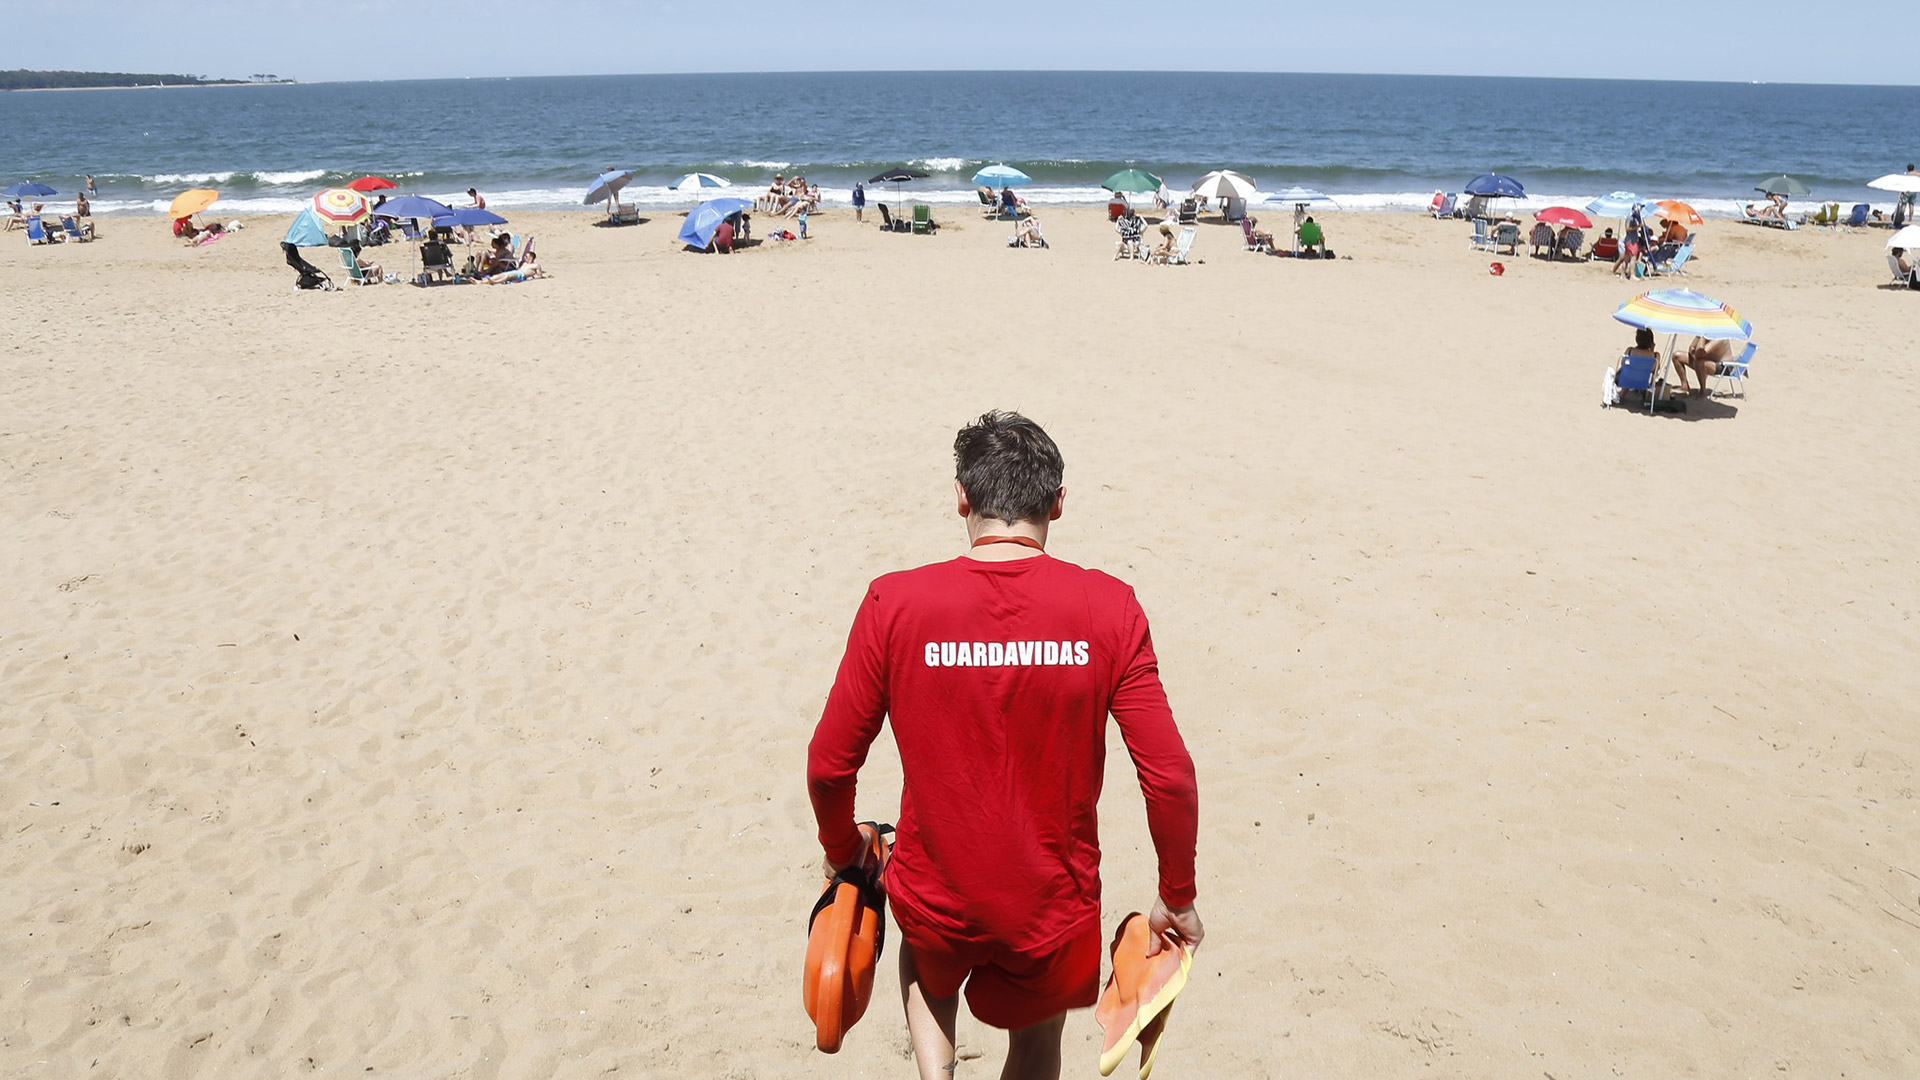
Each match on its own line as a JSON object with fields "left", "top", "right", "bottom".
{"left": 1115, "top": 210, "right": 1144, "bottom": 259}
{"left": 481, "top": 234, "right": 517, "bottom": 275}
{"left": 1242, "top": 214, "right": 1273, "bottom": 251}
{"left": 1529, "top": 222, "right": 1555, "bottom": 257}
{"left": 1616, "top": 327, "right": 1662, "bottom": 405}
{"left": 1672, "top": 336, "right": 1730, "bottom": 398}
{"left": 4, "top": 199, "right": 22, "bottom": 231}
{"left": 480, "top": 247, "right": 544, "bottom": 284}
{"left": 347, "top": 241, "right": 384, "bottom": 281}
{"left": 1745, "top": 194, "right": 1786, "bottom": 220}
{"left": 1298, "top": 216, "right": 1325, "bottom": 256}
{"left": 1147, "top": 222, "right": 1177, "bottom": 263}
{"left": 1013, "top": 214, "right": 1044, "bottom": 248}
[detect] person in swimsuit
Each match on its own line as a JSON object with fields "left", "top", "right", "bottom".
{"left": 1672, "top": 336, "right": 1732, "bottom": 398}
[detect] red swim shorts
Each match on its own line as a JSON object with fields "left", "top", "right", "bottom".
{"left": 900, "top": 917, "right": 1102, "bottom": 1030}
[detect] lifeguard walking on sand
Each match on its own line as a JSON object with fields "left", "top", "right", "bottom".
{"left": 808, "top": 410, "right": 1203, "bottom": 1080}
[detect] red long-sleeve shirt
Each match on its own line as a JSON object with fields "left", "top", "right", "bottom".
{"left": 807, "top": 555, "right": 1198, "bottom": 954}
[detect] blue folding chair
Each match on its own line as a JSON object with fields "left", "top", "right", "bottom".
{"left": 24, "top": 216, "right": 48, "bottom": 244}
{"left": 1705, "top": 342, "right": 1757, "bottom": 400}
{"left": 1613, "top": 353, "right": 1664, "bottom": 413}
{"left": 1843, "top": 204, "right": 1869, "bottom": 229}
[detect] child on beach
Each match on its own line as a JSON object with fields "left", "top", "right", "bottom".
{"left": 809, "top": 410, "right": 1202, "bottom": 1080}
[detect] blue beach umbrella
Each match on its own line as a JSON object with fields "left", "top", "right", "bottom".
{"left": 283, "top": 208, "right": 329, "bottom": 247}
{"left": 669, "top": 171, "right": 733, "bottom": 191}
{"left": 4, "top": 181, "right": 58, "bottom": 198}
{"left": 373, "top": 194, "right": 455, "bottom": 220}
{"left": 972, "top": 164, "right": 1031, "bottom": 187}
{"left": 586, "top": 168, "right": 635, "bottom": 205}
{"left": 1587, "top": 191, "right": 1650, "bottom": 218}
{"left": 678, "top": 196, "right": 754, "bottom": 248}
{"left": 1465, "top": 173, "right": 1526, "bottom": 199}
{"left": 432, "top": 206, "right": 508, "bottom": 228}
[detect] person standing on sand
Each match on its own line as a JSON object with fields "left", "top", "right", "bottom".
{"left": 809, "top": 410, "right": 1203, "bottom": 1080}
{"left": 852, "top": 181, "right": 865, "bottom": 223}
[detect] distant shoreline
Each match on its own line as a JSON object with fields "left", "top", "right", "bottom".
{"left": 7, "top": 82, "right": 296, "bottom": 93}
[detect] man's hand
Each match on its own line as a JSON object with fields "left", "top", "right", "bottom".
{"left": 1146, "top": 897, "right": 1204, "bottom": 955}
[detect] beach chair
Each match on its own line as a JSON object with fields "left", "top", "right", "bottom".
{"left": 611, "top": 203, "right": 640, "bottom": 226}
{"left": 1558, "top": 228, "right": 1584, "bottom": 262}
{"left": 1493, "top": 222, "right": 1521, "bottom": 255}
{"left": 1469, "top": 217, "right": 1493, "bottom": 250}
{"left": 1165, "top": 226, "right": 1198, "bottom": 265}
{"left": 419, "top": 242, "right": 455, "bottom": 283}
{"left": 876, "top": 203, "right": 900, "bottom": 232}
{"left": 1610, "top": 352, "right": 1665, "bottom": 413}
{"left": 1888, "top": 252, "right": 1915, "bottom": 287}
{"left": 396, "top": 219, "right": 423, "bottom": 241}
{"left": 1705, "top": 341, "right": 1757, "bottom": 400}
{"left": 1529, "top": 223, "right": 1555, "bottom": 257}
{"left": 977, "top": 189, "right": 999, "bottom": 217}
{"left": 336, "top": 246, "right": 370, "bottom": 285}
{"left": 1648, "top": 242, "right": 1693, "bottom": 276}
{"left": 1177, "top": 199, "right": 1198, "bottom": 225}
{"left": 60, "top": 216, "right": 93, "bottom": 242}
{"left": 912, "top": 204, "right": 935, "bottom": 234}
{"left": 514, "top": 234, "right": 534, "bottom": 268}
{"left": 1738, "top": 206, "right": 1797, "bottom": 230}
{"left": 1843, "top": 204, "right": 1869, "bottom": 230}
{"left": 1116, "top": 217, "right": 1145, "bottom": 260}
{"left": 24, "top": 216, "right": 49, "bottom": 245}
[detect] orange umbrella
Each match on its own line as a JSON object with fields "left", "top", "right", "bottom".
{"left": 168, "top": 188, "right": 219, "bottom": 219}
{"left": 1653, "top": 199, "right": 1703, "bottom": 225}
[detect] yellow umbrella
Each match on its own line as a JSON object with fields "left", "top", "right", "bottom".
{"left": 169, "top": 188, "right": 219, "bottom": 219}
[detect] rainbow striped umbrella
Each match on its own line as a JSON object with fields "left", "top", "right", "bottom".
{"left": 311, "top": 187, "right": 371, "bottom": 227}
{"left": 1612, "top": 289, "right": 1752, "bottom": 340}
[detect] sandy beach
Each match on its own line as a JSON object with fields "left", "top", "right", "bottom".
{"left": 3, "top": 205, "right": 1916, "bottom": 1079}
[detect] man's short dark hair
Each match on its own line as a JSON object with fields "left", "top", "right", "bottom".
{"left": 954, "top": 411, "right": 1064, "bottom": 526}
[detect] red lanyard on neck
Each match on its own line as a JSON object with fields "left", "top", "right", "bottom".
{"left": 971, "top": 535, "right": 1044, "bottom": 551}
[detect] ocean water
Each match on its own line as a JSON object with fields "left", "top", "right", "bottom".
{"left": 3, "top": 72, "right": 1914, "bottom": 217}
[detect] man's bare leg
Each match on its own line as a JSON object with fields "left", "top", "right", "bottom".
{"left": 1000, "top": 1012, "right": 1067, "bottom": 1080}
{"left": 900, "top": 942, "right": 959, "bottom": 1080}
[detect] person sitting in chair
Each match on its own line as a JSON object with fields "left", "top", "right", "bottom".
{"left": 1659, "top": 217, "right": 1689, "bottom": 245}
{"left": 1242, "top": 214, "right": 1273, "bottom": 251}
{"left": 1745, "top": 193, "right": 1786, "bottom": 220}
{"left": 1529, "top": 222, "right": 1555, "bottom": 257}
{"left": 1148, "top": 221, "right": 1177, "bottom": 263}
{"left": 1298, "top": 215, "right": 1325, "bottom": 257}
{"left": 347, "top": 241, "right": 384, "bottom": 282}
{"left": 1013, "top": 213, "right": 1044, "bottom": 248}
{"left": 1115, "top": 209, "right": 1144, "bottom": 259}
{"left": 1590, "top": 228, "right": 1619, "bottom": 261}
{"left": 1672, "top": 336, "right": 1731, "bottom": 398}
{"left": 421, "top": 237, "right": 453, "bottom": 274}
{"left": 1616, "top": 326, "right": 1662, "bottom": 406}
{"left": 482, "top": 234, "right": 517, "bottom": 274}
{"left": 1895, "top": 247, "right": 1917, "bottom": 288}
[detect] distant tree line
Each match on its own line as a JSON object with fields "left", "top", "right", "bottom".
{"left": 1, "top": 70, "right": 293, "bottom": 90}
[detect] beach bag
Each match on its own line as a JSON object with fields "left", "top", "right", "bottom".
{"left": 1601, "top": 367, "right": 1619, "bottom": 408}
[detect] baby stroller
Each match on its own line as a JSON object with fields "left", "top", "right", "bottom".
{"left": 283, "top": 241, "right": 334, "bottom": 290}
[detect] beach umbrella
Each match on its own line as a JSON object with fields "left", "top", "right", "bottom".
{"left": 1190, "top": 170, "right": 1258, "bottom": 202}
{"left": 668, "top": 171, "right": 731, "bottom": 191}
{"left": 170, "top": 188, "right": 219, "bottom": 219}
{"left": 1102, "top": 169, "right": 1163, "bottom": 194}
{"left": 432, "top": 206, "right": 507, "bottom": 228}
{"left": 1650, "top": 199, "right": 1702, "bottom": 225}
{"left": 373, "top": 194, "right": 455, "bottom": 220}
{"left": 677, "top": 196, "right": 754, "bottom": 249}
{"left": 1613, "top": 289, "right": 1752, "bottom": 341}
{"left": 1868, "top": 173, "right": 1920, "bottom": 194}
{"left": 3, "top": 181, "right": 59, "bottom": 198}
{"left": 312, "top": 187, "right": 371, "bottom": 228}
{"left": 1586, "top": 191, "right": 1645, "bottom": 218}
{"left": 284, "top": 208, "right": 329, "bottom": 247}
{"left": 869, "top": 168, "right": 930, "bottom": 215}
{"left": 972, "top": 164, "right": 1031, "bottom": 187}
{"left": 1465, "top": 173, "right": 1526, "bottom": 199}
{"left": 1534, "top": 206, "right": 1593, "bottom": 229}
{"left": 1885, "top": 225, "right": 1920, "bottom": 250}
{"left": 347, "top": 175, "right": 397, "bottom": 193}
{"left": 1756, "top": 175, "right": 1810, "bottom": 197}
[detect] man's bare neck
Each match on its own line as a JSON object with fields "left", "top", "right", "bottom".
{"left": 963, "top": 518, "right": 1048, "bottom": 561}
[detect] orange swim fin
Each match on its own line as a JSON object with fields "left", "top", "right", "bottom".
{"left": 1094, "top": 912, "right": 1192, "bottom": 1078}
{"left": 802, "top": 822, "right": 893, "bottom": 1053}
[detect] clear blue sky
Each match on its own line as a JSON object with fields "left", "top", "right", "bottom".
{"left": 14, "top": 0, "right": 1907, "bottom": 85}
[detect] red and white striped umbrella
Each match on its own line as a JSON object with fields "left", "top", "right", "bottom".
{"left": 312, "top": 187, "right": 370, "bottom": 227}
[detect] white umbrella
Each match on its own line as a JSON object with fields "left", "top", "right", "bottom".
{"left": 670, "top": 172, "right": 734, "bottom": 191}
{"left": 1884, "top": 224, "right": 1920, "bottom": 250}
{"left": 1190, "top": 170, "right": 1257, "bottom": 202}
{"left": 1867, "top": 173, "right": 1920, "bottom": 194}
